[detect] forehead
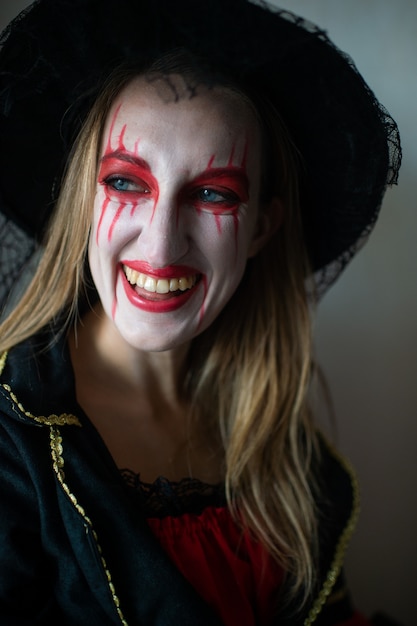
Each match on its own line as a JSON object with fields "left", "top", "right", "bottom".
{"left": 101, "top": 75, "right": 261, "bottom": 156}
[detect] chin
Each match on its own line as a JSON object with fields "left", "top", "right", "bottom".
{"left": 115, "top": 322, "right": 195, "bottom": 353}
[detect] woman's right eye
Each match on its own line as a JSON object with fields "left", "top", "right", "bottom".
{"left": 102, "top": 176, "right": 149, "bottom": 194}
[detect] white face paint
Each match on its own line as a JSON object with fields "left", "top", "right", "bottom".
{"left": 89, "top": 76, "right": 266, "bottom": 352}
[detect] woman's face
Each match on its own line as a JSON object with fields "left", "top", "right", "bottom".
{"left": 89, "top": 75, "right": 269, "bottom": 351}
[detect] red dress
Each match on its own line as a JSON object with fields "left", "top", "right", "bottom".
{"left": 121, "top": 472, "right": 369, "bottom": 626}
{"left": 148, "top": 506, "right": 283, "bottom": 626}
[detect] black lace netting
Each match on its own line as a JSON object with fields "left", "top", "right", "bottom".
{"left": 120, "top": 470, "right": 226, "bottom": 518}
{"left": 0, "top": 214, "right": 36, "bottom": 315}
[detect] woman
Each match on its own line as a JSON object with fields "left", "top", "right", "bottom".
{"left": 0, "top": 0, "right": 400, "bottom": 624}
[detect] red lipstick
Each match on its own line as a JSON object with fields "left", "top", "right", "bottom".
{"left": 119, "top": 265, "right": 200, "bottom": 313}
{"left": 121, "top": 260, "right": 199, "bottom": 279}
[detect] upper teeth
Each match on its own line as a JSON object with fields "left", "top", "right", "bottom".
{"left": 124, "top": 265, "right": 197, "bottom": 294}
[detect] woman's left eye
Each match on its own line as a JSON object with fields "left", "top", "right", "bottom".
{"left": 196, "top": 188, "right": 239, "bottom": 205}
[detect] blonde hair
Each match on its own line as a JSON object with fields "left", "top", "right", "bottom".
{"left": 187, "top": 92, "right": 318, "bottom": 600}
{"left": 0, "top": 78, "right": 120, "bottom": 347}
{"left": 0, "top": 59, "right": 318, "bottom": 602}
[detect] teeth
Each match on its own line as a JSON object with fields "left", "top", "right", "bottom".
{"left": 170, "top": 278, "right": 179, "bottom": 291}
{"left": 144, "top": 276, "right": 156, "bottom": 292}
{"left": 123, "top": 265, "right": 197, "bottom": 294}
{"left": 156, "top": 279, "right": 169, "bottom": 294}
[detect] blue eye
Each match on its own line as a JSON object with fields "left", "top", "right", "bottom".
{"left": 112, "top": 178, "right": 131, "bottom": 191}
{"left": 102, "top": 176, "right": 149, "bottom": 194}
{"left": 199, "top": 189, "right": 222, "bottom": 203}
{"left": 198, "top": 188, "right": 237, "bottom": 204}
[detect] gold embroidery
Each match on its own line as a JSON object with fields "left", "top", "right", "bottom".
{"left": 50, "top": 427, "right": 128, "bottom": 626}
{"left": 1, "top": 383, "right": 81, "bottom": 427}
{"left": 0, "top": 351, "right": 7, "bottom": 376}
{"left": 326, "top": 585, "right": 348, "bottom": 605}
{"left": 303, "top": 439, "right": 360, "bottom": 626}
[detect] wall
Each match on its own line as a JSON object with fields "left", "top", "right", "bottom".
{"left": 271, "top": 2, "right": 417, "bottom": 624}
{"left": 1, "top": 1, "right": 416, "bottom": 624}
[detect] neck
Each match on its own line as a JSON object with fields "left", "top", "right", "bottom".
{"left": 70, "top": 303, "right": 190, "bottom": 408}
{"left": 68, "top": 303, "right": 224, "bottom": 482}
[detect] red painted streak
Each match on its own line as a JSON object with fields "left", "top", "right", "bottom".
{"left": 108, "top": 201, "right": 127, "bottom": 241}
{"left": 149, "top": 194, "right": 159, "bottom": 224}
{"left": 198, "top": 275, "right": 208, "bottom": 328}
{"left": 233, "top": 214, "right": 239, "bottom": 249}
{"left": 97, "top": 151, "right": 160, "bottom": 238}
{"left": 121, "top": 261, "right": 199, "bottom": 278}
{"left": 111, "top": 296, "right": 117, "bottom": 320}
{"left": 227, "top": 144, "right": 236, "bottom": 166}
{"left": 105, "top": 104, "right": 123, "bottom": 154}
{"left": 130, "top": 200, "right": 139, "bottom": 217}
{"left": 201, "top": 150, "right": 247, "bottom": 254}
{"left": 96, "top": 197, "right": 110, "bottom": 244}
{"left": 118, "top": 123, "right": 127, "bottom": 149}
{"left": 240, "top": 140, "right": 249, "bottom": 168}
{"left": 120, "top": 267, "right": 199, "bottom": 313}
{"left": 214, "top": 215, "right": 222, "bottom": 234}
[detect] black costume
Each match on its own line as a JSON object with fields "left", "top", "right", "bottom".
{"left": 0, "top": 330, "right": 359, "bottom": 625}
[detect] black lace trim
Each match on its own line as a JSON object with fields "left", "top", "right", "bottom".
{"left": 120, "top": 469, "right": 227, "bottom": 518}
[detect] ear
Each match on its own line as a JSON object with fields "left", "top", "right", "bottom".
{"left": 248, "top": 197, "right": 284, "bottom": 258}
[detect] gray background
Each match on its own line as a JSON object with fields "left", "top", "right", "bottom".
{"left": 1, "top": 1, "right": 416, "bottom": 624}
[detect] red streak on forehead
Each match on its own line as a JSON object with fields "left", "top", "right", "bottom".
{"left": 105, "top": 104, "right": 123, "bottom": 154}
{"left": 240, "top": 140, "right": 249, "bottom": 169}
{"left": 207, "top": 138, "right": 249, "bottom": 170}
{"left": 119, "top": 124, "right": 127, "bottom": 150}
{"left": 227, "top": 144, "right": 235, "bottom": 167}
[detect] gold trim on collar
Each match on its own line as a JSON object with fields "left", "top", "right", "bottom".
{"left": 50, "top": 426, "right": 128, "bottom": 626}
{"left": 304, "top": 438, "right": 360, "bottom": 625}
{"left": 1, "top": 383, "right": 81, "bottom": 427}
{"left": 0, "top": 351, "right": 7, "bottom": 376}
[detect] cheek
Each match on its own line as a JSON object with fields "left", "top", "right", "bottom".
{"left": 197, "top": 208, "right": 256, "bottom": 274}
{"left": 94, "top": 191, "right": 141, "bottom": 245}
{"left": 196, "top": 215, "right": 253, "bottom": 330}
{"left": 88, "top": 228, "right": 120, "bottom": 321}
{"left": 89, "top": 196, "right": 120, "bottom": 307}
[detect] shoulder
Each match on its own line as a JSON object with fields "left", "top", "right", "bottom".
{"left": 0, "top": 330, "right": 82, "bottom": 430}
{"left": 277, "top": 433, "right": 360, "bottom": 625}
{"left": 307, "top": 434, "right": 361, "bottom": 626}
{"left": 316, "top": 433, "right": 359, "bottom": 548}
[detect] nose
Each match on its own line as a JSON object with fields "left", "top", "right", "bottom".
{"left": 138, "top": 194, "right": 189, "bottom": 268}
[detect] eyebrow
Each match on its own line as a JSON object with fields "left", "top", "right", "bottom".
{"left": 100, "top": 150, "right": 151, "bottom": 172}
{"left": 193, "top": 166, "right": 248, "bottom": 181}
{"left": 190, "top": 167, "right": 250, "bottom": 195}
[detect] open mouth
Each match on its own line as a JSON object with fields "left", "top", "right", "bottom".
{"left": 120, "top": 263, "right": 202, "bottom": 312}
{"left": 123, "top": 264, "right": 198, "bottom": 299}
